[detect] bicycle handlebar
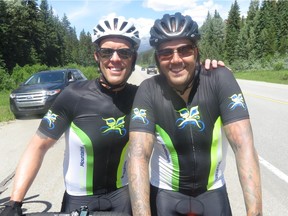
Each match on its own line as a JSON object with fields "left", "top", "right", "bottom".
{"left": 25, "top": 213, "right": 129, "bottom": 216}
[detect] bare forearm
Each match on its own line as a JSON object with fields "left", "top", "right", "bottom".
{"left": 236, "top": 147, "right": 262, "bottom": 216}
{"left": 225, "top": 119, "right": 262, "bottom": 216}
{"left": 128, "top": 132, "right": 153, "bottom": 216}
{"left": 128, "top": 156, "right": 151, "bottom": 215}
{"left": 11, "top": 132, "right": 56, "bottom": 201}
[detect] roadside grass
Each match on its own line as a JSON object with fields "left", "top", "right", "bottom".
{"left": 0, "top": 91, "right": 14, "bottom": 122}
{"left": 0, "top": 69, "right": 287, "bottom": 123}
{"left": 234, "top": 70, "right": 288, "bottom": 85}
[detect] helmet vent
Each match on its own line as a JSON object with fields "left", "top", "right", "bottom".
{"left": 96, "top": 24, "right": 104, "bottom": 33}
{"left": 119, "top": 21, "right": 128, "bottom": 31}
{"left": 170, "top": 17, "right": 176, "bottom": 32}
{"left": 104, "top": 20, "right": 112, "bottom": 30}
{"left": 127, "top": 26, "right": 135, "bottom": 33}
{"left": 113, "top": 18, "right": 119, "bottom": 29}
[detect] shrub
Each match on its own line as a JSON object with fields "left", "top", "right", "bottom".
{"left": 273, "top": 62, "right": 284, "bottom": 71}
{"left": 61, "top": 63, "right": 99, "bottom": 80}
{"left": 11, "top": 64, "right": 49, "bottom": 86}
{"left": 281, "top": 73, "right": 288, "bottom": 81}
{"left": 0, "top": 67, "right": 15, "bottom": 91}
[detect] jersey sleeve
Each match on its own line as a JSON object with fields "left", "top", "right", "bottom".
{"left": 214, "top": 67, "right": 250, "bottom": 125}
{"left": 129, "top": 78, "right": 156, "bottom": 134}
{"left": 38, "top": 86, "right": 76, "bottom": 140}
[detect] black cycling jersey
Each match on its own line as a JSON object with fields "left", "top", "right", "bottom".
{"left": 130, "top": 66, "right": 249, "bottom": 195}
{"left": 38, "top": 79, "right": 137, "bottom": 196}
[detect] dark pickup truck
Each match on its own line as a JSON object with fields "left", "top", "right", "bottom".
{"left": 10, "top": 69, "right": 87, "bottom": 118}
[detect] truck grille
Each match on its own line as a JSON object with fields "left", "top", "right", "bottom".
{"left": 15, "top": 91, "right": 47, "bottom": 108}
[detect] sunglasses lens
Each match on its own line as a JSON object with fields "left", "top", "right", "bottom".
{"left": 157, "top": 49, "right": 173, "bottom": 57}
{"left": 178, "top": 45, "right": 194, "bottom": 56}
{"left": 156, "top": 45, "right": 195, "bottom": 60}
{"left": 98, "top": 48, "right": 134, "bottom": 59}
{"left": 117, "top": 49, "right": 133, "bottom": 59}
{"left": 99, "top": 48, "right": 114, "bottom": 59}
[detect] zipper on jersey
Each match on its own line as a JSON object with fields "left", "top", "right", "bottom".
{"left": 188, "top": 119, "right": 197, "bottom": 189}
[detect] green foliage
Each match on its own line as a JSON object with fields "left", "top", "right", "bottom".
{"left": 199, "top": 11, "right": 225, "bottom": 60}
{"left": 62, "top": 63, "right": 100, "bottom": 80}
{"left": 228, "top": 57, "right": 288, "bottom": 73}
{"left": 224, "top": 0, "right": 241, "bottom": 63}
{"left": 234, "top": 70, "right": 288, "bottom": 85}
{"left": 136, "top": 49, "right": 155, "bottom": 67}
{"left": 0, "top": 90, "right": 14, "bottom": 122}
{"left": 11, "top": 64, "right": 49, "bottom": 86}
{"left": 0, "top": 66, "right": 14, "bottom": 91}
{"left": 0, "top": 0, "right": 94, "bottom": 73}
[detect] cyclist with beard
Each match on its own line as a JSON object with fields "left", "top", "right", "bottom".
{"left": 128, "top": 12, "right": 262, "bottom": 216}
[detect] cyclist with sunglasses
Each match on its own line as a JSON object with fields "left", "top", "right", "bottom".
{"left": 128, "top": 12, "right": 262, "bottom": 216}
{"left": 1, "top": 17, "right": 140, "bottom": 216}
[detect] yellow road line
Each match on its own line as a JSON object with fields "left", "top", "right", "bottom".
{"left": 243, "top": 92, "right": 288, "bottom": 105}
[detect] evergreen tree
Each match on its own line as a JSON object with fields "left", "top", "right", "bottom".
{"left": 255, "top": 0, "right": 278, "bottom": 59}
{"left": 0, "top": 0, "right": 8, "bottom": 69}
{"left": 276, "top": 0, "right": 288, "bottom": 55}
{"left": 200, "top": 11, "right": 225, "bottom": 60}
{"left": 244, "top": 0, "right": 260, "bottom": 61}
{"left": 78, "top": 30, "right": 95, "bottom": 66}
{"left": 61, "top": 14, "right": 79, "bottom": 65}
{"left": 224, "top": 0, "right": 241, "bottom": 63}
{"left": 39, "top": 2, "right": 57, "bottom": 66}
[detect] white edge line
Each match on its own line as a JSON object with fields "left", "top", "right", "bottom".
{"left": 258, "top": 155, "right": 288, "bottom": 184}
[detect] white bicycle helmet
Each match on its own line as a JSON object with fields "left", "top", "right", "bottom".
{"left": 92, "top": 16, "right": 141, "bottom": 50}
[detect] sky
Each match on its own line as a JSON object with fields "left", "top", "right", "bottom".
{"left": 41, "top": 0, "right": 252, "bottom": 50}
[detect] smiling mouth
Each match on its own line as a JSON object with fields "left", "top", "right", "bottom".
{"left": 109, "top": 67, "right": 123, "bottom": 72}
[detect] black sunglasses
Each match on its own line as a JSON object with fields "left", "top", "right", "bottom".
{"left": 97, "top": 48, "right": 135, "bottom": 59}
{"left": 156, "top": 44, "right": 196, "bottom": 60}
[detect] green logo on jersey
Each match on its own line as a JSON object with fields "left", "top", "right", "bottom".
{"left": 176, "top": 106, "right": 205, "bottom": 131}
{"left": 101, "top": 116, "right": 126, "bottom": 136}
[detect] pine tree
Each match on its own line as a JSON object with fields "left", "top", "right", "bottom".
{"left": 78, "top": 30, "right": 95, "bottom": 66}
{"left": 255, "top": 0, "right": 278, "bottom": 59}
{"left": 224, "top": 0, "right": 241, "bottom": 63}
{"left": 276, "top": 0, "right": 288, "bottom": 55}
{"left": 199, "top": 11, "right": 225, "bottom": 60}
{"left": 0, "top": 0, "right": 8, "bottom": 70}
{"left": 39, "top": 1, "right": 62, "bottom": 66}
{"left": 244, "top": 0, "right": 260, "bottom": 61}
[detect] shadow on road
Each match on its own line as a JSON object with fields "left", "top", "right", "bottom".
{"left": 0, "top": 194, "right": 53, "bottom": 213}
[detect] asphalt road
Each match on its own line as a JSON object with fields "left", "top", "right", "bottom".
{"left": 1, "top": 66, "right": 288, "bottom": 215}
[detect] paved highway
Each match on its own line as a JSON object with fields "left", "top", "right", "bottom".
{"left": 1, "top": 66, "right": 288, "bottom": 215}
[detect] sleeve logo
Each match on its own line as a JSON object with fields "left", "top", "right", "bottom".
{"left": 43, "top": 110, "right": 58, "bottom": 129}
{"left": 131, "top": 108, "right": 149, "bottom": 124}
{"left": 228, "top": 93, "right": 246, "bottom": 110}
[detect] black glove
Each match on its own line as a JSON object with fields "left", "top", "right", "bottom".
{"left": 0, "top": 201, "right": 22, "bottom": 216}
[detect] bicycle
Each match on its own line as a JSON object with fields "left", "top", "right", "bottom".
{"left": 1, "top": 205, "right": 130, "bottom": 216}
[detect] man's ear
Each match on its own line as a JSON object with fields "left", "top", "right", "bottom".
{"left": 94, "top": 52, "right": 99, "bottom": 62}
